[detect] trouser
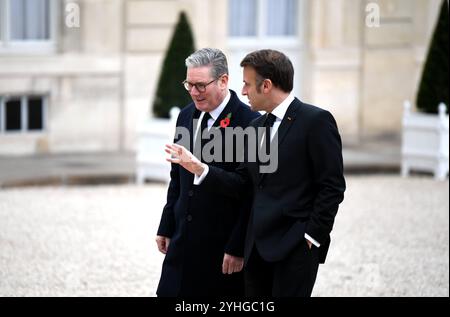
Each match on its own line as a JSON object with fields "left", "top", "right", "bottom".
{"left": 245, "top": 240, "right": 320, "bottom": 297}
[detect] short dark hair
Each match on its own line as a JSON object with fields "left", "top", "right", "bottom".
{"left": 240, "top": 49, "right": 294, "bottom": 93}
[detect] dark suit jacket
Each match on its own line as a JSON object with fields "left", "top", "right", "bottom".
{"left": 156, "top": 90, "right": 260, "bottom": 297}
{"left": 203, "top": 98, "right": 346, "bottom": 264}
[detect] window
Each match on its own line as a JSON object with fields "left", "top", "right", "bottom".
{"left": 10, "top": 0, "right": 50, "bottom": 40}
{"left": 229, "top": 0, "right": 257, "bottom": 37}
{"left": 28, "top": 97, "right": 44, "bottom": 130}
{"left": 227, "top": 0, "right": 304, "bottom": 102}
{"left": 0, "top": 0, "right": 55, "bottom": 52}
{"left": 0, "top": 95, "right": 46, "bottom": 133}
{"left": 266, "top": 0, "right": 297, "bottom": 36}
{"left": 229, "top": 0, "right": 297, "bottom": 38}
{"left": 5, "top": 98, "right": 22, "bottom": 131}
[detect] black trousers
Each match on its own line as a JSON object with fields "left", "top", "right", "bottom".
{"left": 245, "top": 239, "right": 320, "bottom": 297}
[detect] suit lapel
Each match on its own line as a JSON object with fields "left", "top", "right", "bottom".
{"left": 275, "top": 98, "right": 301, "bottom": 148}
{"left": 189, "top": 108, "right": 201, "bottom": 152}
{"left": 258, "top": 98, "right": 302, "bottom": 185}
{"left": 211, "top": 91, "right": 240, "bottom": 129}
{"left": 182, "top": 107, "right": 199, "bottom": 183}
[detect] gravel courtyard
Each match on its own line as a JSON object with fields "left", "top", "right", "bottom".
{"left": 0, "top": 175, "right": 448, "bottom": 297}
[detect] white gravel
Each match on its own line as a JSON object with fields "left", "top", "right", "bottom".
{"left": 0, "top": 175, "right": 448, "bottom": 297}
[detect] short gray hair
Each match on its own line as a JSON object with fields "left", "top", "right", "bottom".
{"left": 185, "top": 48, "right": 229, "bottom": 79}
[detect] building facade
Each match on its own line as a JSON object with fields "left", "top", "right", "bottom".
{"left": 0, "top": 0, "right": 442, "bottom": 155}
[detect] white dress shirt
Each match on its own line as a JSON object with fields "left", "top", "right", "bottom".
{"left": 193, "top": 91, "right": 230, "bottom": 144}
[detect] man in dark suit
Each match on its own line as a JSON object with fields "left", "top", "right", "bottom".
{"left": 156, "top": 48, "right": 260, "bottom": 297}
{"left": 166, "top": 49, "right": 346, "bottom": 297}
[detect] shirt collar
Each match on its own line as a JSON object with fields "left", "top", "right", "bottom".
{"left": 209, "top": 90, "right": 231, "bottom": 121}
{"left": 270, "top": 93, "right": 295, "bottom": 121}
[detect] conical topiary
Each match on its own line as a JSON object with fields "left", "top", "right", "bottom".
{"left": 152, "top": 11, "right": 195, "bottom": 118}
{"left": 416, "top": 0, "right": 449, "bottom": 114}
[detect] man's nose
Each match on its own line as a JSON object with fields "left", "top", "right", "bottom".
{"left": 190, "top": 87, "right": 201, "bottom": 96}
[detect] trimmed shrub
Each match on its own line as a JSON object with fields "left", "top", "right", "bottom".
{"left": 417, "top": 0, "right": 449, "bottom": 113}
{"left": 152, "top": 12, "right": 195, "bottom": 118}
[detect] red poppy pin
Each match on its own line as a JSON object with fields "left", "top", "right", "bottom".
{"left": 219, "top": 113, "right": 232, "bottom": 128}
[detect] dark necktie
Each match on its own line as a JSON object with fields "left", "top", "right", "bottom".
{"left": 258, "top": 113, "right": 276, "bottom": 165}
{"left": 262, "top": 113, "right": 277, "bottom": 153}
{"left": 194, "top": 112, "right": 211, "bottom": 157}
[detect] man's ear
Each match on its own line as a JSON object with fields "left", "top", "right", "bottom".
{"left": 219, "top": 74, "right": 229, "bottom": 89}
{"left": 262, "top": 79, "right": 273, "bottom": 93}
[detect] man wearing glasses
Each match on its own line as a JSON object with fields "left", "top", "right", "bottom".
{"left": 155, "top": 48, "right": 260, "bottom": 296}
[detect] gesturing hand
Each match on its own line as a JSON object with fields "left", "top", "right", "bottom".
{"left": 165, "top": 144, "right": 206, "bottom": 176}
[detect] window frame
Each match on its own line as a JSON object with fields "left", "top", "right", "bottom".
{"left": 0, "top": 0, "right": 58, "bottom": 54}
{"left": 0, "top": 94, "right": 48, "bottom": 134}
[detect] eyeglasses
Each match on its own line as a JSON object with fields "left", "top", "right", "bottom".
{"left": 182, "top": 78, "right": 218, "bottom": 93}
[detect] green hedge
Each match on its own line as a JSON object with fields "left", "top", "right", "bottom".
{"left": 417, "top": 0, "right": 449, "bottom": 114}
{"left": 152, "top": 12, "right": 195, "bottom": 118}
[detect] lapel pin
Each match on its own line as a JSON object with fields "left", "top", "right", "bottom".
{"left": 287, "top": 117, "right": 292, "bottom": 121}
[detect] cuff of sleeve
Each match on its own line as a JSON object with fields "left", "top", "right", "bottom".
{"left": 305, "top": 233, "right": 320, "bottom": 248}
{"left": 193, "top": 164, "right": 209, "bottom": 185}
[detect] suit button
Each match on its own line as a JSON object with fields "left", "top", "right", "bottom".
{"left": 259, "top": 185, "right": 263, "bottom": 189}
{"left": 188, "top": 190, "right": 194, "bottom": 197}
{"left": 187, "top": 214, "right": 193, "bottom": 222}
